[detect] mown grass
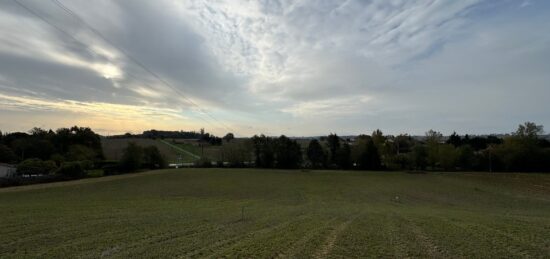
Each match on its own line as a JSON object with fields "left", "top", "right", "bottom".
{"left": 101, "top": 138, "right": 180, "bottom": 162}
{"left": 0, "top": 169, "right": 549, "bottom": 258}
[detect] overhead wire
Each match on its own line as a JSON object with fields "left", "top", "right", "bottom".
{"left": 12, "top": 0, "right": 235, "bottom": 135}
{"left": 52, "top": 0, "right": 235, "bottom": 134}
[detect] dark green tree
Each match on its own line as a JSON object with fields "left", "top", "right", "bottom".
{"left": 119, "top": 142, "right": 143, "bottom": 172}
{"left": 142, "top": 146, "right": 166, "bottom": 169}
{"left": 336, "top": 143, "right": 352, "bottom": 169}
{"left": 456, "top": 145, "right": 475, "bottom": 170}
{"left": 306, "top": 139, "right": 326, "bottom": 168}
{"left": 357, "top": 139, "right": 381, "bottom": 170}
{"left": 0, "top": 144, "right": 18, "bottom": 163}
{"left": 223, "top": 133, "right": 235, "bottom": 142}
{"left": 274, "top": 135, "right": 302, "bottom": 169}
{"left": 251, "top": 135, "right": 275, "bottom": 168}
{"left": 327, "top": 133, "right": 341, "bottom": 165}
{"left": 66, "top": 144, "right": 96, "bottom": 161}
{"left": 411, "top": 145, "right": 428, "bottom": 170}
{"left": 447, "top": 132, "right": 462, "bottom": 147}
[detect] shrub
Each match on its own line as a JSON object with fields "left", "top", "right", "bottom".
{"left": 55, "top": 162, "right": 86, "bottom": 178}
{"left": 194, "top": 158, "right": 212, "bottom": 168}
{"left": 17, "top": 158, "right": 57, "bottom": 175}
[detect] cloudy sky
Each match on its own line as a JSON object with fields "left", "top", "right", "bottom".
{"left": 0, "top": 0, "right": 549, "bottom": 136}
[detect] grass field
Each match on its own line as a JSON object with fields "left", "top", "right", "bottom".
{"left": 102, "top": 138, "right": 224, "bottom": 164}
{"left": 1, "top": 169, "right": 549, "bottom": 258}
{"left": 101, "top": 138, "right": 180, "bottom": 162}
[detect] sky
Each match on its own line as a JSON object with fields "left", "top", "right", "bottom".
{"left": 0, "top": 0, "right": 549, "bottom": 137}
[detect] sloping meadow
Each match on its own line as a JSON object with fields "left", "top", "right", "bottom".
{"left": 1, "top": 169, "right": 549, "bottom": 258}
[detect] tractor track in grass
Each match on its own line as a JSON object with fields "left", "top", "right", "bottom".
{"left": 184, "top": 215, "right": 314, "bottom": 258}
{"left": 313, "top": 216, "right": 357, "bottom": 258}
{"left": 275, "top": 217, "right": 338, "bottom": 258}
{"left": 404, "top": 218, "right": 445, "bottom": 258}
{"left": 437, "top": 216, "right": 536, "bottom": 257}
{"left": 466, "top": 220, "right": 550, "bottom": 255}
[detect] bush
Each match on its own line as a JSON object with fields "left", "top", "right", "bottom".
{"left": 194, "top": 158, "right": 212, "bottom": 167}
{"left": 17, "top": 158, "right": 57, "bottom": 175}
{"left": 55, "top": 162, "right": 86, "bottom": 178}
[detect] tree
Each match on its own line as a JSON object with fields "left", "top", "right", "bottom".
{"left": 357, "top": 139, "right": 381, "bottom": 170}
{"left": 0, "top": 144, "right": 17, "bottom": 163}
{"left": 515, "top": 122, "right": 543, "bottom": 138}
{"left": 223, "top": 133, "right": 235, "bottom": 142}
{"left": 456, "top": 145, "right": 476, "bottom": 170}
{"left": 447, "top": 132, "right": 462, "bottom": 147}
{"left": 327, "top": 133, "right": 341, "bottom": 165}
{"left": 119, "top": 142, "right": 143, "bottom": 172}
{"left": 307, "top": 139, "right": 326, "bottom": 168}
{"left": 493, "top": 122, "right": 546, "bottom": 172}
{"left": 371, "top": 129, "right": 386, "bottom": 149}
{"left": 394, "top": 134, "right": 413, "bottom": 154}
{"left": 223, "top": 139, "right": 253, "bottom": 167}
{"left": 142, "top": 146, "right": 166, "bottom": 169}
{"left": 251, "top": 135, "right": 274, "bottom": 168}
{"left": 66, "top": 145, "right": 96, "bottom": 161}
{"left": 438, "top": 144, "right": 458, "bottom": 171}
{"left": 411, "top": 145, "right": 428, "bottom": 170}
{"left": 336, "top": 143, "right": 352, "bottom": 169}
{"left": 274, "top": 135, "right": 302, "bottom": 169}
{"left": 426, "top": 130, "right": 443, "bottom": 169}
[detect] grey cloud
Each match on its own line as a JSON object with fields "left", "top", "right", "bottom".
{"left": 0, "top": 0, "right": 549, "bottom": 135}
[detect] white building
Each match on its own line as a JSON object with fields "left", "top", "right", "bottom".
{"left": 0, "top": 163, "right": 17, "bottom": 178}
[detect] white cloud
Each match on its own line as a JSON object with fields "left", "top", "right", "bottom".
{"left": 0, "top": 0, "right": 549, "bottom": 135}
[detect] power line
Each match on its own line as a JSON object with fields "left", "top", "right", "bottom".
{"left": 12, "top": 0, "right": 235, "bottom": 134}
{"left": 49, "top": 0, "right": 234, "bottom": 134}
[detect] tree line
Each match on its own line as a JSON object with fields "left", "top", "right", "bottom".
{"left": 0, "top": 126, "right": 165, "bottom": 184}
{"left": 1, "top": 122, "right": 549, "bottom": 186}
{"left": 110, "top": 128, "right": 224, "bottom": 146}
{"left": 245, "top": 122, "right": 550, "bottom": 172}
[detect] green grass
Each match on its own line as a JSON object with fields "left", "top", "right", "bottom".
{"left": 167, "top": 139, "right": 223, "bottom": 162}
{"left": 1, "top": 169, "right": 549, "bottom": 258}
{"left": 101, "top": 138, "right": 181, "bottom": 163}
{"left": 158, "top": 139, "right": 201, "bottom": 163}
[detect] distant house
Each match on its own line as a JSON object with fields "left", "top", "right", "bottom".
{"left": 0, "top": 163, "right": 17, "bottom": 178}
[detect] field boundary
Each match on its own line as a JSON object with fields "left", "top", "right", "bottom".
{"left": 0, "top": 170, "right": 172, "bottom": 193}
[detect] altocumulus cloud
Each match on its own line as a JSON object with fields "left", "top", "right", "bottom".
{"left": 0, "top": 0, "right": 549, "bottom": 136}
